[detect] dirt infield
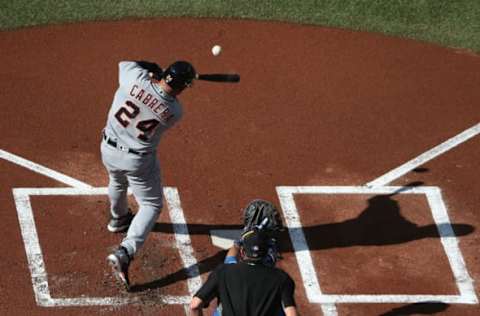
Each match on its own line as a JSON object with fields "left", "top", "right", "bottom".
{"left": 0, "top": 18, "right": 479, "bottom": 315}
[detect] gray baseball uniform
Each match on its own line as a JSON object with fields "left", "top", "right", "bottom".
{"left": 101, "top": 61, "right": 183, "bottom": 258}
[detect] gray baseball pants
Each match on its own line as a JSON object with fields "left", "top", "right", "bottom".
{"left": 100, "top": 141, "right": 163, "bottom": 258}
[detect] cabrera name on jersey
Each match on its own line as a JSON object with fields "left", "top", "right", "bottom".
{"left": 104, "top": 61, "right": 183, "bottom": 152}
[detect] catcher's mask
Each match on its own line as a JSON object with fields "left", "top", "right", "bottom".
{"left": 240, "top": 228, "right": 269, "bottom": 261}
{"left": 162, "top": 61, "right": 196, "bottom": 90}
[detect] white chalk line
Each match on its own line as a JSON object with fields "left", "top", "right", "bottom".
{"left": 367, "top": 122, "right": 480, "bottom": 187}
{"left": 6, "top": 120, "right": 480, "bottom": 313}
{"left": 183, "top": 303, "right": 192, "bottom": 316}
{"left": 425, "top": 188, "right": 478, "bottom": 303}
{"left": 0, "top": 149, "right": 92, "bottom": 189}
{"left": 2, "top": 149, "right": 194, "bottom": 309}
{"left": 164, "top": 187, "right": 202, "bottom": 296}
{"left": 13, "top": 191, "right": 51, "bottom": 306}
{"left": 277, "top": 189, "right": 322, "bottom": 298}
{"left": 277, "top": 185, "right": 431, "bottom": 195}
{"left": 277, "top": 187, "right": 336, "bottom": 316}
{"left": 310, "top": 294, "right": 476, "bottom": 304}
{"left": 46, "top": 295, "right": 190, "bottom": 306}
{"left": 276, "top": 186, "right": 478, "bottom": 316}
{"left": 13, "top": 187, "right": 199, "bottom": 307}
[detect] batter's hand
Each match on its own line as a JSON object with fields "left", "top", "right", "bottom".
{"left": 135, "top": 60, "right": 163, "bottom": 80}
{"left": 148, "top": 71, "right": 162, "bottom": 81}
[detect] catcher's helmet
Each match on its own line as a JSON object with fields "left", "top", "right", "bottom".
{"left": 240, "top": 229, "right": 269, "bottom": 261}
{"left": 162, "top": 61, "right": 196, "bottom": 90}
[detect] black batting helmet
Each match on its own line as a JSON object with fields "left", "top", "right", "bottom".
{"left": 162, "top": 61, "right": 196, "bottom": 90}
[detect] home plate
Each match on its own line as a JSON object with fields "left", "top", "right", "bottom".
{"left": 210, "top": 229, "right": 243, "bottom": 250}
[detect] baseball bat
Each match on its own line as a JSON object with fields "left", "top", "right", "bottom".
{"left": 196, "top": 73, "right": 240, "bottom": 83}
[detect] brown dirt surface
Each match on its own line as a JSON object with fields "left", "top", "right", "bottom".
{"left": 0, "top": 17, "right": 479, "bottom": 315}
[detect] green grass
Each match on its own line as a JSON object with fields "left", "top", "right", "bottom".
{"left": 1, "top": 0, "right": 479, "bottom": 52}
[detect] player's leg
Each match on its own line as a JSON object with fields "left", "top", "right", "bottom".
{"left": 101, "top": 142, "right": 133, "bottom": 232}
{"left": 120, "top": 157, "right": 163, "bottom": 257}
{"left": 106, "top": 169, "right": 134, "bottom": 232}
{"left": 106, "top": 169, "right": 129, "bottom": 215}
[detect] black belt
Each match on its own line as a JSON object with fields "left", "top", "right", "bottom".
{"left": 102, "top": 133, "right": 149, "bottom": 156}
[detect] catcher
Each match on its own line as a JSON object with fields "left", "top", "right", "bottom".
{"left": 190, "top": 199, "right": 298, "bottom": 316}
{"left": 226, "top": 199, "right": 285, "bottom": 267}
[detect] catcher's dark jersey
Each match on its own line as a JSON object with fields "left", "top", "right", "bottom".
{"left": 195, "top": 262, "right": 296, "bottom": 316}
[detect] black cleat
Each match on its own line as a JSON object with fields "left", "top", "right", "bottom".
{"left": 107, "top": 211, "right": 134, "bottom": 233}
{"left": 107, "top": 246, "right": 131, "bottom": 290}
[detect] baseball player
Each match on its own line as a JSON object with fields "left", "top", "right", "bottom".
{"left": 101, "top": 60, "right": 196, "bottom": 290}
{"left": 211, "top": 199, "right": 287, "bottom": 316}
{"left": 190, "top": 226, "right": 297, "bottom": 316}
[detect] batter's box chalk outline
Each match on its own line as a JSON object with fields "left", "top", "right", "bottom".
{"left": 276, "top": 186, "right": 478, "bottom": 316}
{"left": 12, "top": 187, "right": 201, "bottom": 307}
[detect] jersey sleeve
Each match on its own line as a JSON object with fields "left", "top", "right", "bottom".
{"left": 194, "top": 266, "right": 221, "bottom": 307}
{"left": 224, "top": 256, "right": 238, "bottom": 264}
{"left": 118, "top": 61, "right": 148, "bottom": 88}
{"left": 281, "top": 274, "right": 296, "bottom": 308}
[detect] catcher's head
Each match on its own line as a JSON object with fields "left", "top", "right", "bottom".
{"left": 240, "top": 228, "right": 269, "bottom": 262}
{"left": 162, "top": 61, "right": 197, "bottom": 91}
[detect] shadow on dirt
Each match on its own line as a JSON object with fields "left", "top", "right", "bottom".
{"left": 281, "top": 193, "right": 474, "bottom": 252}
{"left": 137, "top": 181, "right": 474, "bottom": 291}
{"left": 378, "top": 301, "right": 450, "bottom": 315}
{"left": 129, "top": 249, "right": 227, "bottom": 292}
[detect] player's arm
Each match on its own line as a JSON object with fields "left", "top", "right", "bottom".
{"left": 284, "top": 306, "right": 298, "bottom": 316}
{"left": 224, "top": 242, "right": 240, "bottom": 264}
{"left": 281, "top": 275, "right": 298, "bottom": 316}
{"left": 135, "top": 60, "right": 163, "bottom": 79}
{"left": 190, "top": 266, "right": 220, "bottom": 315}
{"left": 189, "top": 297, "right": 204, "bottom": 316}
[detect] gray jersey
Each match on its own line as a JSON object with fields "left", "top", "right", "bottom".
{"left": 104, "top": 61, "right": 183, "bottom": 152}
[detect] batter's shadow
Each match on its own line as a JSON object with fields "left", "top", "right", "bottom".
{"left": 150, "top": 192, "right": 474, "bottom": 253}
{"left": 284, "top": 193, "right": 474, "bottom": 252}
{"left": 132, "top": 183, "right": 474, "bottom": 291}
{"left": 129, "top": 248, "right": 228, "bottom": 293}
{"left": 129, "top": 224, "right": 242, "bottom": 292}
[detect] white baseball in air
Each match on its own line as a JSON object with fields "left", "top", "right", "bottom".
{"left": 211, "top": 45, "right": 222, "bottom": 56}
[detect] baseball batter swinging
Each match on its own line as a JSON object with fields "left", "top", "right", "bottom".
{"left": 101, "top": 60, "right": 196, "bottom": 290}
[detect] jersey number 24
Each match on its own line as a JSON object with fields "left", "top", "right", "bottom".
{"left": 115, "top": 101, "right": 159, "bottom": 141}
